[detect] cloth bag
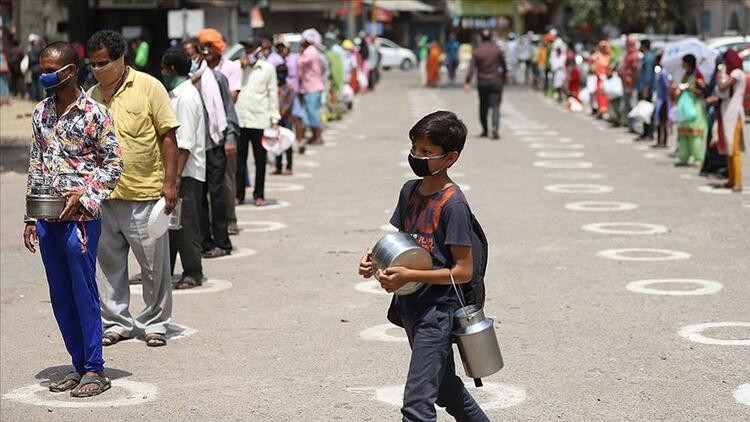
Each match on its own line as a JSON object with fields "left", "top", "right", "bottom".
{"left": 675, "top": 91, "right": 697, "bottom": 123}
{"left": 628, "top": 100, "right": 655, "bottom": 123}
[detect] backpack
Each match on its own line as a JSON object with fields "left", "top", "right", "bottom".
{"left": 386, "top": 181, "right": 489, "bottom": 327}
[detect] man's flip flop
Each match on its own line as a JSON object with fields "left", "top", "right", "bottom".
{"left": 102, "top": 332, "right": 129, "bottom": 347}
{"left": 145, "top": 333, "right": 167, "bottom": 347}
{"left": 70, "top": 374, "right": 111, "bottom": 398}
{"left": 49, "top": 371, "right": 81, "bottom": 392}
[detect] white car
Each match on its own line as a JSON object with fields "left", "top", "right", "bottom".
{"left": 377, "top": 37, "right": 417, "bottom": 70}
{"left": 706, "top": 35, "right": 750, "bottom": 54}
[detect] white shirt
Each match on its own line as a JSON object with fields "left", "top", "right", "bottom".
{"left": 170, "top": 79, "right": 206, "bottom": 182}
{"left": 236, "top": 60, "right": 280, "bottom": 129}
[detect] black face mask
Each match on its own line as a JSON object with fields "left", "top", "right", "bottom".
{"left": 408, "top": 152, "right": 447, "bottom": 178}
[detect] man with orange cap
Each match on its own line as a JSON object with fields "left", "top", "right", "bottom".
{"left": 198, "top": 28, "right": 243, "bottom": 235}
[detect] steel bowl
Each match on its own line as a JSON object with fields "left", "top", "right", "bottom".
{"left": 26, "top": 187, "right": 66, "bottom": 220}
{"left": 371, "top": 232, "right": 432, "bottom": 295}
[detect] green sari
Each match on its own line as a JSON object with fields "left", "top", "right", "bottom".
{"left": 676, "top": 73, "right": 707, "bottom": 164}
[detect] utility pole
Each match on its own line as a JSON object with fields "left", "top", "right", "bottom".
{"left": 347, "top": 0, "right": 356, "bottom": 39}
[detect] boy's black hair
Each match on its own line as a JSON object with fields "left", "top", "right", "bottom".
{"left": 41, "top": 41, "right": 80, "bottom": 69}
{"left": 682, "top": 54, "right": 696, "bottom": 70}
{"left": 86, "top": 30, "right": 126, "bottom": 60}
{"left": 641, "top": 39, "right": 651, "bottom": 50}
{"left": 162, "top": 48, "right": 191, "bottom": 76}
{"left": 409, "top": 111, "right": 467, "bottom": 153}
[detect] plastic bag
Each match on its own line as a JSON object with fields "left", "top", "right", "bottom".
{"left": 578, "top": 88, "right": 591, "bottom": 105}
{"left": 586, "top": 74, "right": 598, "bottom": 93}
{"left": 604, "top": 74, "right": 623, "bottom": 99}
{"left": 628, "top": 100, "right": 655, "bottom": 123}
{"left": 261, "top": 126, "right": 295, "bottom": 158}
{"left": 675, "top": 91, "right": 697, "bottom": 123}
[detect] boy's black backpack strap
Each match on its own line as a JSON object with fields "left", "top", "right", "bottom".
{"left": 465, "top": 213, "right": 488, "bottom": 308}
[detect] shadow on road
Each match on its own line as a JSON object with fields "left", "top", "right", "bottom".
{"left": 1, "top": 146, "right": 30, "bottom": 173}
{"left": 35, "top": 365, "right": 133, "bottom": 387}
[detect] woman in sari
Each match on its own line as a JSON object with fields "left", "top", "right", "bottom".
{"left": 426, "top": 41, "right": 442, "bottom": 87}
{"left": 716, "top": 49, "right": 745, "bottom": 192}
{"left": 675, "top": 54, "right": 707, "bottom": 167}
{"left": 591, "top": 41, "right": 611, "bottom": 118}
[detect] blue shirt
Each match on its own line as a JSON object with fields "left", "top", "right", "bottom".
{"left": 636, "top": 50, "right": 656, "bottom": 93}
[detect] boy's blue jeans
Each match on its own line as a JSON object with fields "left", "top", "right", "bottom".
{"left": 401, "top": 304, "right": 489, "bottom": 422}
{"left": 37, "top": 220, "right": 104, "bottom": 373}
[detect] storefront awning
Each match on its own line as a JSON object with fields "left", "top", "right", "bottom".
{"left": 363, "top": 0, "right": 434, "bottom": 13}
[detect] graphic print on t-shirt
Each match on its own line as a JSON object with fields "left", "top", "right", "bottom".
{"left": 403, "top": 186, "right": 458, "bottom": 254}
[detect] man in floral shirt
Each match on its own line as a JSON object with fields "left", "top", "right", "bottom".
{"left": 23, "top": 41, "right": 122, "bottom": 398}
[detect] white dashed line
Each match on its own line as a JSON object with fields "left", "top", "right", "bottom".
{"left": 597, "top": 248, "right": 690, "bottom": 261}
{"left": 582, "top": 222, "right": 668, "bottom": 235}
{"left": 626, "top": 279, "right": 723, "bottom": 296}
{"left": 565, "top": 201, "right": 637, "bottom": 211}
{"left": 544, "top": 184, "right": 613, "bottom": 194}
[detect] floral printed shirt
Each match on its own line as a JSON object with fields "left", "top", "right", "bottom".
{"left": 26, "top": 90, "right": 123, "bottom": 221}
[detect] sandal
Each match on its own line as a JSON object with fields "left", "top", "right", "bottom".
{"left": 174, "top": 276, "right": 202, "bottom": 290}
{"left": 70, "top": 374, "right": 111, "bottom": 398}
{"left": 49, "top": 371, "right": 81, "bottom": 392}
{"left": 146, "top": 333, "right": 167, "bottom": 347}
{"left": 102, "top": 331, "right": 129, "bottom": 347}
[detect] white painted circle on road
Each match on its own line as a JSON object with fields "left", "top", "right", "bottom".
{"left": 355, "top": 280, "right": 390, "bottom": 296}
{"left": 368, "top": 382, "right": 526, "bottom": 410}
{"left": 734, "top": 384, "right": 750, "bottom": 406}
{"left": 534, "top": 160, "right": 593, "bottom": 169}
{"left": 303, "top": 149, "right": 319, "bottom": 156}
{"left": 644, "top": 152, "right": 668, "bottom": 160}
{"left": 545, "top": 172, "right": 606, "bottom": 180}
{"left": 2, "top": 379, "right": 157, "bottom": 408}
{"left": 271, "top": 171, "right": 312, "bottom": 179}
{"left": 545, "top": 184, "right": 613, "bottom": 194}
{"left": 359, "top": 323, "right": 408, "bottom": 343}
{"left": 678, "top": 322, "right": 750, "bottom": 346}
{"left": 355, "top": 134, "right": 366, "bottom": 140}
{"left": 582, "top": 222, "right": 668, "bottom": 235}
{"left": 597, "top": 248, "right": 690, "bottom": 261}
{"left": 295, "top": 160, "right": 321, "bottom": 168}
{"left": 236, "top": 200, "right": 291, "bottom": 211}
{"left": 634, "top": 144, "right": 650, "bottom": 151}
{"left": 536, "top": 151, "right": 585, "bottom": 158}
{"left": 698, "top": 185, "right": 750, "bottom": 195}
{"left": 323, "top": 141, "right": 339, "bottom": 147}
{"left": 615, "top": 138, "right": 632, "bottom": 144}
{"left": 565, "top": 201, "right": 637, "bottom": 211}
{"left": 626, "top": 279, "right": 723, "bottom": 296}
{"left": 131, "top": 279, "right": 232, "bottom": 296}
{"left": 265, "top": 182, "right": 305, "bottom": 192}
{"left": 529, "top": 143, "right": 584, "bottom": 149}
{"left": 379, "top": 223, "right": 398, "bottom": 232}
{"left": 237, "top": 220, "right": 288, "bottom": 232}
{"left": 743, "top": 201, "right": 750, "bottom": 208}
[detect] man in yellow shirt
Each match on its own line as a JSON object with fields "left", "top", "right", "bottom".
{"left": 87, "top": 30, "right": 180, "bottom": 348}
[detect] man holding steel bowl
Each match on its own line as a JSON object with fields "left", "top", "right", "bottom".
{"left": 23, "top": 41, "right": 122, "bottom": 397}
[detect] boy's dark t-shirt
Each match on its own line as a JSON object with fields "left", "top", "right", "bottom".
{"left": 389, "top": 179, "right": 473, "bottom": 312}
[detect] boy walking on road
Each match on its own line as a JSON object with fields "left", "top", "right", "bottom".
{"left": 359, "top": 111, "right": 488, "bottom": 421}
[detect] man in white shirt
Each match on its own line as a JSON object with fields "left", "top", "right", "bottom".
{"left": 161, "top": 48, "right": 206, "bottom": 289}
{"left": 236, "top": 36, "right": 280, "bottom": 206}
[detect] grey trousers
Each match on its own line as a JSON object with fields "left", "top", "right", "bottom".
{"left": 224, "top": 152, "right": 237, "bottom": 226}
{"left": 97, "top": 199, "right": 172, "bottom": 337}
{"left": 401, "top": 305, "right": 488, "bottom": 422}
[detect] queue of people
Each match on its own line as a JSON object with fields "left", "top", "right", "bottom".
{"left": 518, "top": 31, "right": 746, "bottom": 193}
{"left": 21, "top": 26, "right": 372, "bottom": 398}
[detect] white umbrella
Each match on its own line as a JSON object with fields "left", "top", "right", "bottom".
{"left": 660, "top": 37, "right": 719, "bottom": 83}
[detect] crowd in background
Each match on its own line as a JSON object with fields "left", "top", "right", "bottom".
{"left": 505, "top": 30, "right": 747, "bottom": 193}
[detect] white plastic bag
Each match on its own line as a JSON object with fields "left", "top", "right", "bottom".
{"left": 261, "top": 126, "right": 295, "bottom": 158}
{"left": 578, "top": 88, "right": 591, "bottom": 105}
{"left": 604, "top": 74, "right": 623, "bottom": 99}
{"left": 586, "top": 74, "right": 598, "bottom": 93}
{"left": 20, "top": 55, "right": 29, "bottom": 74}
{"left": 627, "top": 100, "right": 655, "bottom": 123}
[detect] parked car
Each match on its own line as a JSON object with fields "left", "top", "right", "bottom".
{"left": 707, "top": 35, "right": 750, "bottom": 54}
{"left": 377, "top": 37, "right": 417, "bottom": 70}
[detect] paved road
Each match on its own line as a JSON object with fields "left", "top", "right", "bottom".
{"left": 1, "top": 70, "right": 749, "bottom": 421}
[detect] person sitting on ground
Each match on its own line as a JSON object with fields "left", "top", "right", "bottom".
{"left": 358, "top": 111, "right": 489, "bottom": 421}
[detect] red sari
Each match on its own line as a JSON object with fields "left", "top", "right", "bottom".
{"left": 426, "top": 43, "right": 442, "bottom": 87}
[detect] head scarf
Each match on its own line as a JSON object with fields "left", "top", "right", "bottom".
{"left": 197, "top": 28, "right": 227, "bottom": 56}
{"left": 724, "top": 49, "right": 742, "bottom": 74}
{"left": 626, "top": 34, "right": 637, "bottom": 50}
{"left": 302, "top": 28, "right": 322, "bottom": 48}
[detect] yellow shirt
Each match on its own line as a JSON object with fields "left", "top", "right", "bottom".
{"left": 88, "top": 67, "right": 180, "bottom": 201}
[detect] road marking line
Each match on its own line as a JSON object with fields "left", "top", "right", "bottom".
{"left": 236, "top": 201, "right": 291, "bottom": 211}
{"left": 237, "top": 221, "right": 288, "bottom": 232}
{"left": 734, "top": 384, "right": 750, "bottom": 406}
{"left": 359, "top": 323, "right": 408, "bottom": 343}
{"left": 265, "top": 182, "right": 305, "bottom": 192}
{"left": 2, "top": 380, "right": 158, "bottom": 408}
{"left": 131, "top": 279, "right": 232, "bottom": 296}
{"left": 354, "top": 382, "right": 526, "bottom": 410}
{"left": 355, "top": 280, "right": 390, "bottom": 296}
{"left": 536, "top": 151, "right": 585, "bottom": 158}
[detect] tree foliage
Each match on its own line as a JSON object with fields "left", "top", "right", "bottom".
{"left": 565, "top": 0, "right": 688, "bottom": 37}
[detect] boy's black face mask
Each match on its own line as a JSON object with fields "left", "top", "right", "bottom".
{"left": 408, "top": 152, "right": 447, "bottom": 178}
